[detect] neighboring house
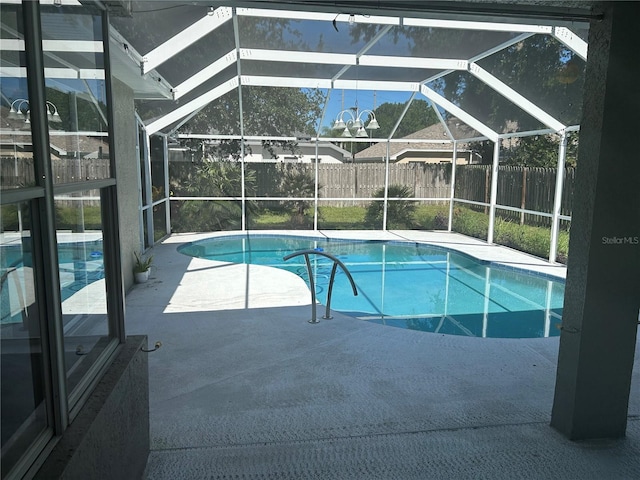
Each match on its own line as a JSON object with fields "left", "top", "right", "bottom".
{"left": 355, "top": 123, "right": 482, "bottom": 164}
{"left": 244, "top": 140, "right": 350, "bottom": 164}
{"left": 0, "top": 133, "right": 109, "bottom": 161}
{"left": 1, "top": 108, "right": 110, "bottom": 162}
{"left": 169, "top": 139, "right": 350, "bottom": 163}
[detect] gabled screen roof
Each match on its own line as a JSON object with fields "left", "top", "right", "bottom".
{"left": 109, "top": 2, "right": 588, "bottom": 141}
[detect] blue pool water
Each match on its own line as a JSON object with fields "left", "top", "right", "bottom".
{"left": 178, "top": 235, "right": 565, "bottom": 338}
{"left": 1, "top": 241, "right": 104, "bottom": 324}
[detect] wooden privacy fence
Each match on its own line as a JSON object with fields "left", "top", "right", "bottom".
{"left": 454, "top": 165, "right": 575, "bottom": 226}
{"left": 1, "top": 157, "right": 109, "bottom": 206}
{"left": 1, "top": 157, "right": 110, "bottom": 187}
{"left": 2, "top": 158, "right": 575, "bottom": 225}
{"left": 246, "top": 163, "right": 574, "bottom": 224}
{"left": 246, "top": 162, "right": 452, "bottom": 206}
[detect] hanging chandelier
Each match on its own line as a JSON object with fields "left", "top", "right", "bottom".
{"left": 332, "top": 108, "right": 380, "bottom": 138}
{"left": 8, "top": 98, "right": 62, "bottom": 124}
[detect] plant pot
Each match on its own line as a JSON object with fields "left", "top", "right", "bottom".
{"left": 134, "top": 270, "right": 150, "bottom": 283}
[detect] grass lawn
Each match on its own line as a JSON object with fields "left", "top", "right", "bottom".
{"left": 249, "top": 204, "right": 569, "bottom": 263}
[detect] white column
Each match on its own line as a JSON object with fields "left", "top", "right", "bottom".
{"left": 448, "top": 140, "right": 458, "bottom": 231}
{"left": 487, "top": 139, "right": 500, "bottom": 244}
{"left": 314, "top": 139, "right": 319, "bottom": 231}
{"left": 143, "top": 133, "right": 153, "bottom": 248}
{"left": 382, "top": 140, "right": 391, "bottom": 230}
{"left": 549, "top": 131, "right": 568, "bottom": 263}
{"left": 163, "top": 135, "right": 170, "bottom": 236}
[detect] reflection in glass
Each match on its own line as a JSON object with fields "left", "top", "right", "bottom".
{"left": 55, "top": 191, "right": 109, "bottom": 394}
{"left": 1, "top": 2, "right": 36, "bottom": 190}
{"left": 1, "top": 202, "right": 48, "bottom": 475}
{"left": 40, "top": 6, "right": 110, "bottom": 184}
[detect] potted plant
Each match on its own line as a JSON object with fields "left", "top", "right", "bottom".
{"left": 133, "top": 251, "right": 153, "bottom": 283}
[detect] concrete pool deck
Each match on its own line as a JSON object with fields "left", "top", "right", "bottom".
{"left": 125, "top": 231, "right": 640, "bottom": 479}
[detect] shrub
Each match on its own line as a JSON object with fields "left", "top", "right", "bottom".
{"left": 432, "top": 210, "right": 449, "bottom": 230}
{"left": 171, "top": 161, "right": 256, "bottom": 232}
{"left": 365, "top": 185, "right": 417, "bottom": 229}
{"left": 451, "top": 207, "right": 489, "bottom": 240}
{"left": 452, "top": 207, "right": 570, "bottom": 262}
{"left": 277, "top": 168, "right": 317, "bottom": 227}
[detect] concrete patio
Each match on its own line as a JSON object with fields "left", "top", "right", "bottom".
{"left": 124, "top": 231, "right": 640, "bottom": 479}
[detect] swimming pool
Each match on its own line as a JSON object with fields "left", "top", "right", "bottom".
{"left": 178, "top": 234, "right": 565, "bottom": 338}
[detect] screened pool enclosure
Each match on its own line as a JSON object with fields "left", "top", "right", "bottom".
{"left": 111, "top": 2, "right": 588, "bottom": 263}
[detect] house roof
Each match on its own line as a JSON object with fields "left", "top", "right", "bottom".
{"left": 355, "top": 123, "right": 474, "bottom": 160}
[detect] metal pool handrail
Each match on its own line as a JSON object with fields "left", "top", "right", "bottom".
{"left": 283, "top": 249, "right": 358, "bottom": 324}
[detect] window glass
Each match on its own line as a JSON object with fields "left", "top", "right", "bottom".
{"left": 138, "top": 125, "right": 149, "bottom": 206}
{"left": 150, "top": 136, "right": 166, "bottom": 201}
{"left": 1, "top": 2, "right": 36, "bottom": 189}
{"left": 0, "top": 202, "right": 49, "bottom": 475}
{"left": 41, "top": 6, "right": 111, "bottom": 183}
{"left": 55, "top": 190, "right": 110, "bottom": 394}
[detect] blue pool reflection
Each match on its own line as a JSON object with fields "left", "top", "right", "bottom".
{"left": 1, "top": 238, "right": 104, "bottom": 325}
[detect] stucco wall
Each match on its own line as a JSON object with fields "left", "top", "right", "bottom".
{"left": 112, "top": 77, "right": 139, "bottom": 290}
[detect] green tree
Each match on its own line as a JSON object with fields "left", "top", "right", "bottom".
{"left": 373, "top": 99, "right": 439, "bottom": 139}
{"left": 181, "top": 86, "right": 325, "bottom": 157}
{"left": 471, "top": 131, "right": 579, "bottom": 166}
{"left": 349, "top": 25, "right": 583, "bottom": 163}
{"left": 502, "top": 134, "right": 578, "bottom": 167}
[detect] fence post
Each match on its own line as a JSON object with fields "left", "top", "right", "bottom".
{"left": 520, "top": 168, "right": 527, "bottom": 225}
{"left": 484, "top": 167, "right": 490, "bottom": 214}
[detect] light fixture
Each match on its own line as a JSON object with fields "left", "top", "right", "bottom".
{"left": 332, "top": 108, "right": 380, "bottom": 138}
{"left": 207, "top": 6, "right": 215, "bottom": 16}
{"left": 8, "top": 98, "right": 62, "bottom": 124}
